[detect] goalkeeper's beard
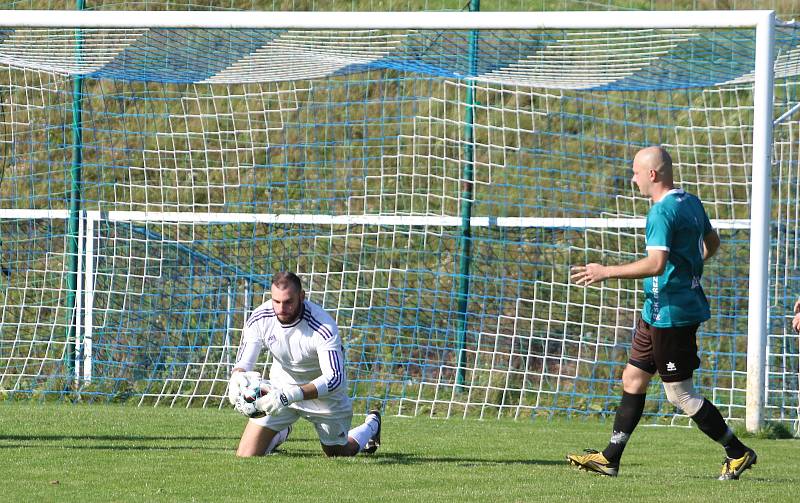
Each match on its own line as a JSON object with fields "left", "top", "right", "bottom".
{"left": 276, "top": 312, "right": 299, "bottom": 325}
{"left": 276, "top": 304, "right": 302, "bottom": 325}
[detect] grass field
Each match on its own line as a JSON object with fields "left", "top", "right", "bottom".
{"left": 0, "top": 403, "right": 796, "bottom": 502}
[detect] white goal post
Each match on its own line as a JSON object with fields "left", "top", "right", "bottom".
{"left": 0, "top": 10, "right": 785, "bottom": 432}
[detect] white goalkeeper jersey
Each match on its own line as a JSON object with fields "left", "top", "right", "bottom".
{"left": 234, "top": 299, "right": 348, "bottom": 401}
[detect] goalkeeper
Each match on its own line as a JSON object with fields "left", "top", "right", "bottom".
{"left": 227, "top": 271, "right": 381, "bottom": 457}
{"left": 567, "top": 146, "right": 755, "bottom": 480}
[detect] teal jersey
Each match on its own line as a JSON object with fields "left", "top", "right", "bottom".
{"left": 642, "top": 189, "right": 712, "bottom": 327}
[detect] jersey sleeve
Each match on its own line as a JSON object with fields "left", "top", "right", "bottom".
{"left": 645, "top": 205, "right": 672, "bottom": 251}
{"left": 233, "top": 321, "right": 263, "bottom": 371}
{"left": 309, "top": 322, "right": 345, "bottom": 397}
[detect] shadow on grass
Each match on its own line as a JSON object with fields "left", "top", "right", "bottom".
{"left": 0, "top": 443, "right": 235, "bottom": 452}
{"left": 371, "top": 453, "right": 565, "bottom": 466}
{"left": 0, "top": 437, "right": 655, "bottom": 473}
{"left": 276, "top": 450, "right": 566, "bottom": 466}
{"left": 0, "top": 433, "right": 318, "bottom": 452}
{"left": 0, "top": 435, "right": 602, "bottom": 468}
{"left": 0, "top": 434, "right": 238, "bottom": 441}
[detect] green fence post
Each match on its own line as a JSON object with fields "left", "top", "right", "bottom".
{"left": 65, "top": 0, "right": 85, "bottom": 386}
{"left": 455, "top": 0, "right": 481, "bottom": 388}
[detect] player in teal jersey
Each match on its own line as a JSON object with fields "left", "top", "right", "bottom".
{"left": 566, "top": 146, "right": 756, "bottom": 480}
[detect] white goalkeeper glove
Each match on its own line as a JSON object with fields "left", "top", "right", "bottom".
{"left": 260, "top": 385, "right": 304, "bottom": 416}
{"left": 227, "top": 371, "right": 263, "bottom": 406}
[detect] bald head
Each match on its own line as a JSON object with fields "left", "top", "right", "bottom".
{"left": 634, "top": 146, "right": 673, "bottom": 180}
{"left": 631, "top": 146, "right": 675, "bottom": 200}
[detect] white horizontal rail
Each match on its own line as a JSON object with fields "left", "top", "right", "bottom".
{"left": 0, "top": 208, "right": 750, "bottom": 229}
{"left": 0, "top": 208, "right": 70, "bottom": 219}
{"left": 0, "top": 10, "right": 776, "bottom": 30}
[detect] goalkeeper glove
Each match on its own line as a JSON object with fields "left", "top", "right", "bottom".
{"left": 227, "top": 371, "right": 262, "bottom": 406}
{"left": 260, "top": 385, "right": 304, "bottom": 416}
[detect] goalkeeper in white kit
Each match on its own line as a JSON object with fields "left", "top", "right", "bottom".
{"left": 228, "top": 271, "right": 381, "bottom": 457}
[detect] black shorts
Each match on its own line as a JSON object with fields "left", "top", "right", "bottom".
{"left": 628, "top": 318, "right": 701, "bottom": 383}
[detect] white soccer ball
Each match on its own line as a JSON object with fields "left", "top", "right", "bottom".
{"left": 233, "top": 379, "right": 273, "bottom": 418}
{"left": 242, "top": 379, "right": 271, "bottom": 403}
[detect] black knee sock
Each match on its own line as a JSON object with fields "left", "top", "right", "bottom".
{"left": 691, "top": 399, "right": 747, "bottom": 459}
{"left": 602, "top": 391, "right": 646, "bottom": 464}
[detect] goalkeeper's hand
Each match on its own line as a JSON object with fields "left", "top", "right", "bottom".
{"left": 227, "top": 370, "right": 263, "bottom": 406}
{"left": 260, "top": 385, "right": 304, "bottom": 416}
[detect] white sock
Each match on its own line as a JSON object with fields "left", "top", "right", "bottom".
{"left": 266, "top": 427, "right": 290, "bottom": 454}
{"left": 348, "top": 415, "right": 379, "bottom": 451}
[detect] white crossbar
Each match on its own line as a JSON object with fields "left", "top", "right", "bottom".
{"left": 0, "top": 10, "right": 777, "bottom": 30}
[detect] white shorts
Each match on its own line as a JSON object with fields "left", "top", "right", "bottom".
{"left": 250, "top": 393, "right": 353, "bottom": 446}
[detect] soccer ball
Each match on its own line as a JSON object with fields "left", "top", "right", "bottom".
{"left": 233, "top": 379, "right": 273, "bottom": 418}
{"left": 227, "top": 371, "right": 268, "bottom": 406}
{"left": 242, "top": 379, "right": 271, "bottom": 403}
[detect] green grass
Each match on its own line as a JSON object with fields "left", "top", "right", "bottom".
{"left": 0, "top": 403, "right": 797, "bottom": 502}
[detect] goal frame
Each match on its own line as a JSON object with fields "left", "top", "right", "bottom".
{"left": 0, "top": 9, "right": 778, "bottom": 432}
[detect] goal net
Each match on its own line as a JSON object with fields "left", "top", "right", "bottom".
{"left": 0, "top": 11, "right": 798, "bottom": 431}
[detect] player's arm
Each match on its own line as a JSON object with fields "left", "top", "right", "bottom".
{"left": 703, "top": 201, "right": 720, "bottom": 262}
{"left": 702, "top": 229, "right": 720, "bottom": 260}
{"left": 270, "top": 370, "right": 328, "bottom": 403}
{"left": 265, "top": 322, "right": 343, "bottom": 408}
{"left": 276, "top": 324, "right": 344, "bottom": 403}
{"left": 275, "top": 328, "right": 343, "bottom": 402}
{"left": 282, "top": 351, "right": 342, "bottom": 402}
{"left": 573, "top": 203, "right": 672, "bottom": 286}
{"left": 309, "top": 333, "right": 346, "bottom": 399}
{"left": 257, "top": 322, "right": 343, "bottom": 416}
{"left": 232, "top": 328, "right": 263, "bottom": 373}
{"left": 295, "top": 382, "right": 319, "bottom": 400}
{"left": 228, "top": 321, "right": 265, "bottom": 405}
{"left": 571, "top": 249, "right": 667, "bottom": 286}
{"left": 255, "top": 381, "right": 317, "bottom": 417}
{"left": 700, "top": 204, "right": 719, "bottom": 261}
